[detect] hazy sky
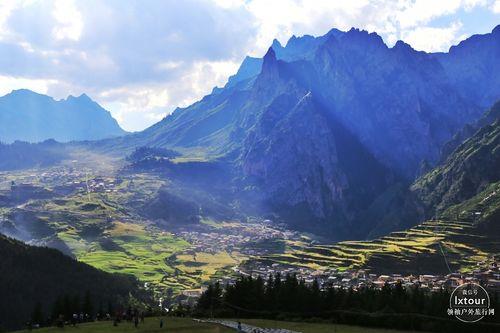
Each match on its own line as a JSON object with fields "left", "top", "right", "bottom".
{"left": 0, "top": 0, "right": 499, "bottom": 131}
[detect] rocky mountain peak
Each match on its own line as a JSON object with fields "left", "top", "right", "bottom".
{"left": 260, "top": 47, "right": 279, "bottom": 78}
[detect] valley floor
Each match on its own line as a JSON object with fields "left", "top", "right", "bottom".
{"left": 14, "top": 317, "right": 428, "bottom": 333}
{"left": 1, "top": 151, "right": 498, "bottom": 302}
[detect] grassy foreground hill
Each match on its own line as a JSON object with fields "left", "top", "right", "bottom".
{"left": 0, "top": 234, "right": 144, "bottom": 331}
{"left": 14, "top": 317, "right": 426, "bottom": 333}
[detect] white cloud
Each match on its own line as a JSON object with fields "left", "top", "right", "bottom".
{"left": 0, "top": 75, "right": 58, "bottom": 96}
{"left": 395, "top": 0, "right": 483, "bottom": 28}
{"left": 401, "top": 21, "right": 464, "bottom": 52}
{"left": 243, "top": 0, "right": 373, "bottom": 54}
{"left": 157, "top": 61, "right": 184, "bottom": 71}
{"left": 52, "top": 0, "right": 83, "bottom": 41}
{"left": 215, "top": 0, "right": 493, "bottom": 55}
{"left": 0, "top": 1, "right": 16, "bottom": 40}
{"left": 492, "top": 0, "right": 500, "bottom": 12}
{"left": 96, "top": 59, "right": 239, "bottom": 131}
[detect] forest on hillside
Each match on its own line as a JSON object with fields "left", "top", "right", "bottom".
{"left": 195, "top": 274, "right": 500, "bottom": 333}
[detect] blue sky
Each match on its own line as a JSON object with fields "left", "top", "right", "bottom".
{"left": 0, "top": 0, "right": 499, "bottom": 131}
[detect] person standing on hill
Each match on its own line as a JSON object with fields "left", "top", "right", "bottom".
{"left": 160, "top": 318, "right": 164, "bottom": 328}
{"left": 56, "top": 314, "right": 64, "bottom": 328}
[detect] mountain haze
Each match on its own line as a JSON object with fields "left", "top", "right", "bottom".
{"left": 0, "top": 89, "right": 125, "bottom": 143}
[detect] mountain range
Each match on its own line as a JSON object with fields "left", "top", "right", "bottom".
{"left": 94, "top": 25, "right": 499, "bottom": 239}
{"left": 0, "top": 89, "right": 125, "bottom": 143}
{"left": 122, "top": 26, "right": 499, "bottom": 173}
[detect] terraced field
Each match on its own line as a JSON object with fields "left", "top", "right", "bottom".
{"left": 257, "top": 182, "right": 500, "bottom": 274}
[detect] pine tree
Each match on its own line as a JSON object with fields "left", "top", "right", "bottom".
{"left": 83, "top": 291, "right": 93, "bottom": 317}
{"left": 31, "top": 302, "right": 43, "bottom": 326}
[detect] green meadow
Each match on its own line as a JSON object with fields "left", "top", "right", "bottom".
{"left": 15, "top": 317, "right": 428, "bottom": 333}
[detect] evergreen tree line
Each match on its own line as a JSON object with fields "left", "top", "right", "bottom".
{"left": 30, "top": 290, "right": 98, "bottom": 326}
{"left": 27, "top": 291, "right": 160, "bottom": 330}
{"left": 194, "top": 274, "right": 500, "bottom": 333}
{"left": 0, "top": 140, "right": 66, "bottom": 171}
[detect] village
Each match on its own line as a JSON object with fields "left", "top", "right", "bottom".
{"left": 177, "top": 260, "right": 500, "bottom": 306}
{"left": 240, "top": 261, "right": 500, "bottom": 291}
{"left": 176, "top": 219, "right": 299, "bottom": 255}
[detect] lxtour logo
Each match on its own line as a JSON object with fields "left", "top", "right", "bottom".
{"left": 448, "top": 283, "right": 494, "bottom": 323}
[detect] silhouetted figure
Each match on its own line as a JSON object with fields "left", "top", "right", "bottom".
{"left": 160, "top": 318, "right": 164, "bottom": 328}
{"left": 56, "top": 314, "right": 64, "bottom": 328}
{"left": 127, "top": 306, "right": 132, "bottom": 321}
{"left": 238, "top": 321, "right": 242, "bottom": 332}
{"left": 113, "top": 310, "right": 120, "bottom": 326}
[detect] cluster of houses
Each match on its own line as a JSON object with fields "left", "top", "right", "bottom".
{"left": 234, "top": 260, "right": 500, "bottom": 292}
{"left": 178, "top": 221, "right": 300, "bottom": 255}
{"left": 80, "top": 176, "right": 120, "bottom": 194}
{"left": 0, "top": 167, "right": 122, "bottom": 197}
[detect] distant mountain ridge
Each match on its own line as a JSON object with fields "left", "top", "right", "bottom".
{"left": 0, "top": 89, "right": 125, "bottom": 143}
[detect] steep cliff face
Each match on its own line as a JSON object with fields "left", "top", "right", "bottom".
{"left": 306, "top": 30, "right": 480, "bottom": 177}
{"left": 241, "top": 92, "right": 347, "bottom": 219}
{"left": 239, "top": 90, "right": 401, "bottom": 238}
{"left": 234, "top": 50, "right": 403, "bottom": 238}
